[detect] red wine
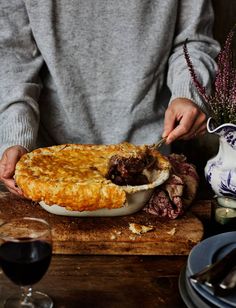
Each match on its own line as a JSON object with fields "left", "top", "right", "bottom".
{"left": 0, "top": 240, "right": 52, "bottom": 286}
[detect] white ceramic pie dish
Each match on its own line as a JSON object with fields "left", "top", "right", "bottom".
{"left": 39, "top": 189, "right": 153, "bottom": 217}
{"left": 39, "top": 169, "right": 170, "bottom": 217}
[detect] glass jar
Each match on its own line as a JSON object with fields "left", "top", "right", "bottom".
{"left": 212, "top": 197, "right": 236, "bottom": 232}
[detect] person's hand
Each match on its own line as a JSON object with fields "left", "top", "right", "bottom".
{"left": 162, "top": 98, "right": 207, "bottom": 144}
{"left": 0, "top": 146, "right": 28, "bottom": 196}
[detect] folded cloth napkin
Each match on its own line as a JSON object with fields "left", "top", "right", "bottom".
{"left": 143, "top": 153, "right": 199, "bottom": 219}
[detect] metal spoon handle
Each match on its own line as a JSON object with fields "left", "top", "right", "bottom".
{"left": 152, "top": 137, "right": 167, "bottom": 149}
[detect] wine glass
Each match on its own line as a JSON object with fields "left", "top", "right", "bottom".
{"left": 0, "top": 217, "right": 53, "bottom": 308}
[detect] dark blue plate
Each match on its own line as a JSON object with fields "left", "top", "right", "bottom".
{"left": 187, "top": 231, "right": 236, "bottom": 307}
{"left": 179, "top": 266, "right": 213, "bottom": 308}
{"left": 179, "top": 266, "right": 200, "bottom": 308}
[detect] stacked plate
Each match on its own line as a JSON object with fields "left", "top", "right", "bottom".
{"left": 179, "top": 231, "right": 236, "bottom": 308}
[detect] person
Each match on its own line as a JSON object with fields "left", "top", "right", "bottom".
{"left": 0, "top": 0, "right": 220, "bottom": 196}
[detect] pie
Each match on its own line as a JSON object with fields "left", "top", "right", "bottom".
{"left": 15, "top": 142, "right": 171, "bottom": 211}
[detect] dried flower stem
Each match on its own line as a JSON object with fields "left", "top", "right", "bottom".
{"left": 183, "top": 26, "right": 236, "bottom": 126}
{"left": 183, "top": 39, "right": 210, "bottom": 103}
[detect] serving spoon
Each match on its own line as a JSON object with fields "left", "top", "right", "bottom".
{"left": 151, "top": 137, "right": 167, "bottom": 149}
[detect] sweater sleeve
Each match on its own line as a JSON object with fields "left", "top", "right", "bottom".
{"left": 167, "top": 0, "right": 221, "bottom": 111}
{"left": 0, "top": 0, "right": 44, "bottom": 157}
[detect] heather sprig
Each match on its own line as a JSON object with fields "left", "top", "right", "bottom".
{"left": 183, "top": 26, "right": 236, "bottom": 126}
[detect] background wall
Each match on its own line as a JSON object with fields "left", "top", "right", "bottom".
{"left": 213, "top": 0, "right": 236, "bottom": 45}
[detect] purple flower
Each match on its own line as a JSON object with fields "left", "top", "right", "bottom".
{"left": 183, "top": 25, "right": 236, "bottom": 126}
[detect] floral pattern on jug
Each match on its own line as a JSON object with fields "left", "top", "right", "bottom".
{"left": 205, "top": 117, "right": 236, "bottom": 198}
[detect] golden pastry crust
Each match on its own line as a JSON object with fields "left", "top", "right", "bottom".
{"left": 15, "top": 143, "right": 171, "bottom": 211}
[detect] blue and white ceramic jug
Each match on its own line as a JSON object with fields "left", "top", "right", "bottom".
{"left": 205, "top": 118, "right": 236, "bottom": 198}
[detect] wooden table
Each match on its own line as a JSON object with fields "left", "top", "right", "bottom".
{"left": 0, "top": 255, "right": 187, "bottom": 308}
{"left": 0, "top": 194, "right": 215, "bottom": 308}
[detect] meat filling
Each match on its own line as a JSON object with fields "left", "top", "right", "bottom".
{"left": 106, "top": 153, "right": 156, "bottom": 186}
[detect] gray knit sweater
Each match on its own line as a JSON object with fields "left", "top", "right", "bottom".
{"left": 0, "top": 0, "right": 220, "bottom": 156}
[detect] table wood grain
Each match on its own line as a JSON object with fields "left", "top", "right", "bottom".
{"left": 0, "top": 193, "right": 213, "bottom": 307}
{"left": 0, "top": 195, "right": 213, "bottom": 307}
{"left": 0, "top": 255, "right": 187, "bottom": 308}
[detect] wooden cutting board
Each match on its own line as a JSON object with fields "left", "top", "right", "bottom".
{"left": 0, "top": 192, "right": 210, "bottom": 255}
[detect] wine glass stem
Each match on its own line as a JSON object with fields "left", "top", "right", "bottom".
{"left": 20, "top": 286, "right": 33, "bottom": 306}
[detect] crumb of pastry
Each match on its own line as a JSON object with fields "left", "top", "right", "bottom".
{"left": 129, "top": 223, "right": 154, "bottom": 235}
{"left": 166, "top": 227, "right": 176, "bottom": 236}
